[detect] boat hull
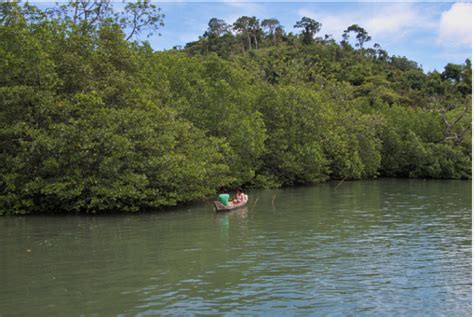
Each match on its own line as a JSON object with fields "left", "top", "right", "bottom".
{"left": 214, "top": 195, "right": 248, "bottom": 212}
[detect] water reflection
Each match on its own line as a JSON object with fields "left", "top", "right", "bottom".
{"left": 215, "top": 207, "right": 249, "bottom": 222}
{"left": 0, "top": 179, "right": 470, "bottom": 316}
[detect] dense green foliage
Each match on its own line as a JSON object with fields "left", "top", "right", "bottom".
{"left": 0, "top": 3, "right": 471, "bottom": 214}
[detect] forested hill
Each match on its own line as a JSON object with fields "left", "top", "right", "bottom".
{"left": 0, "top": 3, "right": 471, "bottom": 214}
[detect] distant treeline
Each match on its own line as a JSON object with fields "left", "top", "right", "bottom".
{"left": 0, "top": 2, "right": 471, "bottom": 214}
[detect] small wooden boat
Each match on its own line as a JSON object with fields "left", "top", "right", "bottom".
{"left": 214, "top": 194, "right": 248, "bottom": 212}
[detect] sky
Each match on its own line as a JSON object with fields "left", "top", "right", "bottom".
{"left": 34, "top": 1, "right": 472, "bottom": 72}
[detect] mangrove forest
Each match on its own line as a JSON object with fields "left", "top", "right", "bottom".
{"left": 0, "top": 1, "right": 471, "bottom": 214}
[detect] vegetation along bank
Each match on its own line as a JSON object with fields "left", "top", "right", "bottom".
{"left": 0, "top": 2, "right": 471, "bottom": 214}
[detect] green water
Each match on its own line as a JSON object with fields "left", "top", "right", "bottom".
{"left": 0, "top": 179, "right": 471, "bottom": 316}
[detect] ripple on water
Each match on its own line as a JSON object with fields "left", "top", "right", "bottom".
{"left": 0, "top": 180, "right": 470, "bottom": 316}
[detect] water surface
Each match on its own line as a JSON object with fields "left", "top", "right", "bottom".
{"left": 0, "top": 179, "right": 471, "bottom": 316}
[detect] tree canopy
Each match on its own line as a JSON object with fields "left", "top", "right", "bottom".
{"left": 0, "top": 3, "right": 471, "bottom": 214}
{"left": 294, "top": 17, "right": 322, "bottom": 45}
{"left": 343, "top": 24, "right": 371, "bottom": 48}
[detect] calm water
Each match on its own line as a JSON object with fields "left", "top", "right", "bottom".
{"left": 0, "top": 179, "right": 471, "bottom": 316}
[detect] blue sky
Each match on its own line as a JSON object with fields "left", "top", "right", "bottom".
{"left": 34, "top": 1, "right": 472, "bottom": 72}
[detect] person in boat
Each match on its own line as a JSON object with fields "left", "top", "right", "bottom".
{"left": 218, "top": 192, "right": 230, "bottom": 206}
{"left": 232, "top": 188, "right": 245, "bottom": 204}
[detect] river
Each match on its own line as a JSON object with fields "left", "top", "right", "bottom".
{"left": 0, "top": 179, "right": 471, "bottom": 316}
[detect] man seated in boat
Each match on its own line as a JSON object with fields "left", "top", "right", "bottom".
{"left": 231, "top": 188, "right": 245, "bottom": 204}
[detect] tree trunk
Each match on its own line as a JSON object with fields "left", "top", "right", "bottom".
{"left": 73, "top": 3, "right": 78, "bottom": 24}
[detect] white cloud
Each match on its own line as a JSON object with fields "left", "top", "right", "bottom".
{"left": 365, "top": 4, "right": 436, "bottom": 37}
{"left": 438, "top": 2, "right": 472, "bottom": 47}
{"left": 297, "top": 3, "right": 437, "bottom": 43}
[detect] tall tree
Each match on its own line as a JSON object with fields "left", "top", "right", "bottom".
{"left": 233, "top": 16, "right": 252, "bottom": 50}
{"left": 205, "top": 17, "right": 229, "bottom": 37}
{"left": 119, "top": 0, "right": 165, "bottom": 41}
{"left": 45, "top": 0, "right": 164, "bottom": 41}
{"left": 294, "top": 17, "right": 321, "bottom": 45}
{"left": 233, "top": 16, "right": 259, "bottom": 50}
{"left": 342, "top": 24, "right": 371, "bottom": 48}
{"left": 248, "top": 16, "right": 260, "bottom": 49}
{"left": 46, "top": 0, "right": 113, "bottom": 31}
{"left": 261, "top": 18, "right": 281, "bottom": 45}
